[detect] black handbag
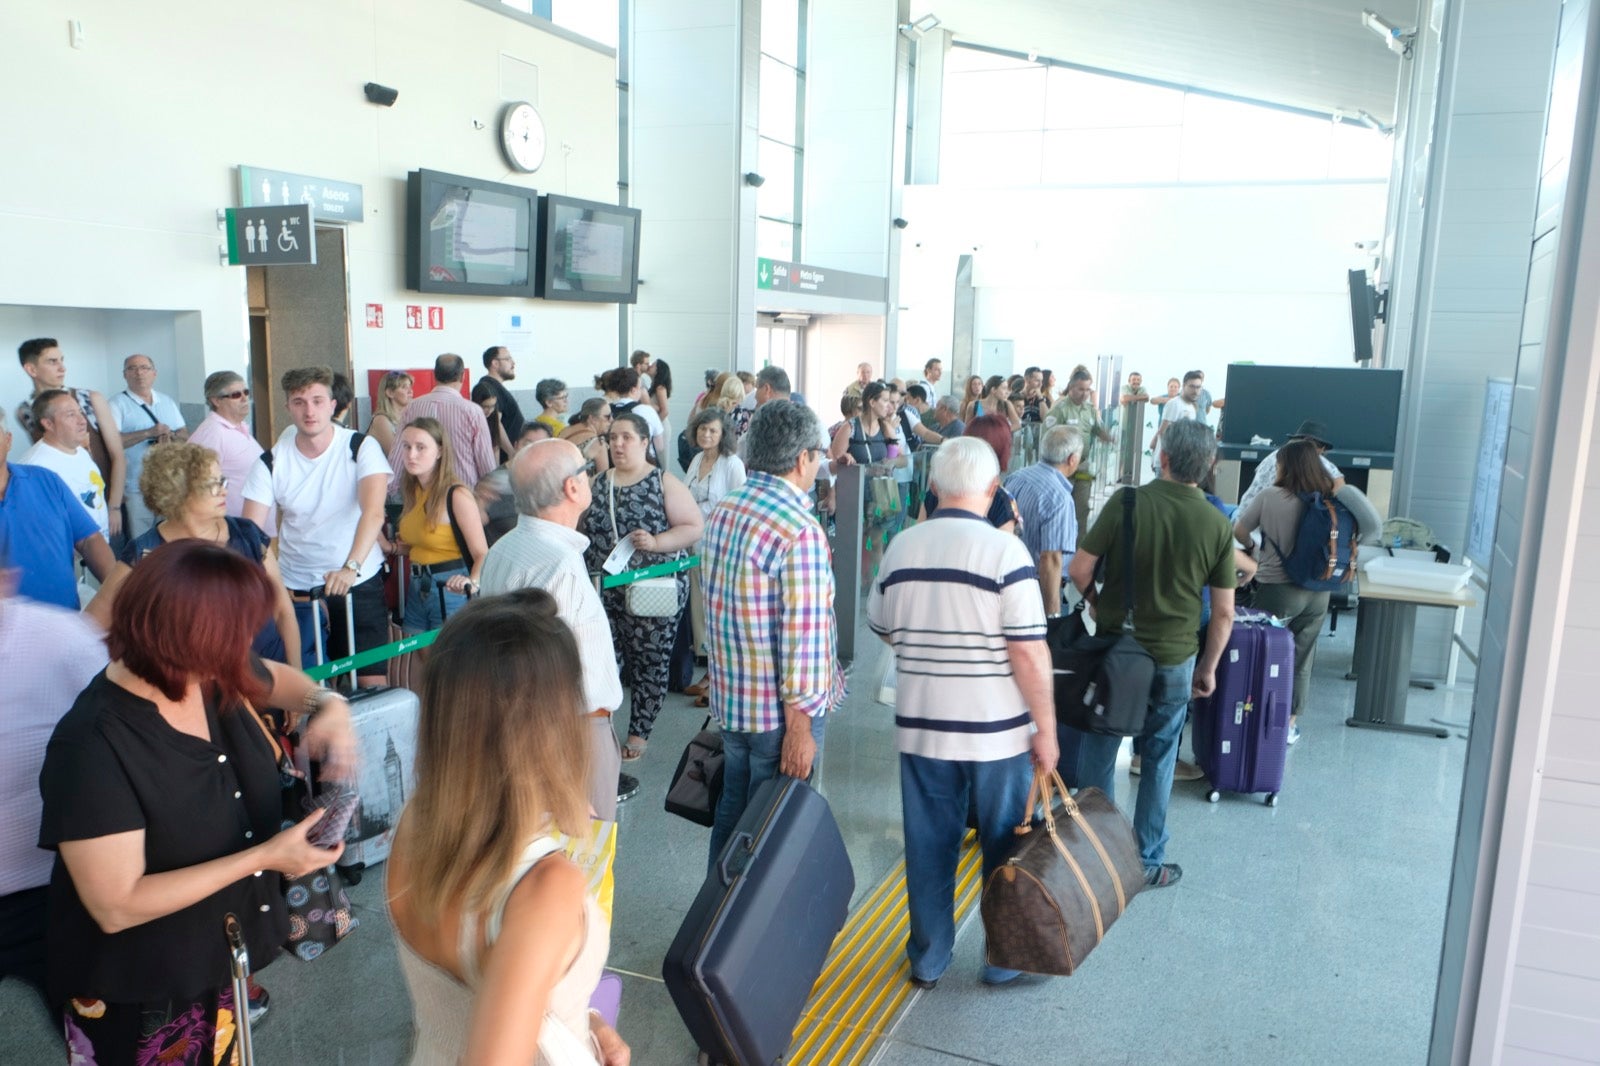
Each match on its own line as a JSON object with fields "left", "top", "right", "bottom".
{"left": 665, "top": 717, "right": 725, "bottom": 826}
{"left": 1050, "top": 489, "right": 1156, "bottom": 737}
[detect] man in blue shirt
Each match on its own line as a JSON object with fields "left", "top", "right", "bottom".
{"left": 0, "top": 410, "right": 113, "bottom": 610}
{"left": 1004, "top": 424, "right": 1084, "bottom": 616}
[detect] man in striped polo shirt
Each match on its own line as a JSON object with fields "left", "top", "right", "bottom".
{"left": 867, "top": 437, "right": 1058, "bottom": 990}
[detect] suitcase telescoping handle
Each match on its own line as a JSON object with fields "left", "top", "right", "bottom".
{"left": 308, "top": 585, "right": 358, "bottom": 687}
{"left": 224, "top": 913, "right": 256, "bottom": 1066}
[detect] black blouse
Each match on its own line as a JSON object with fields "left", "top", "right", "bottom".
{"left": 38, "top": 670, "right": 288, "bottom": 1004}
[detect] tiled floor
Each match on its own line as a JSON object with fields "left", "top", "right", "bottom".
{"left": 0, "top": 616, "right": 1470, "bottom": 1065}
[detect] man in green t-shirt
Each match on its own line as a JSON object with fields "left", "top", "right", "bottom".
{"left": 1066, "top": 418, "right": 1236, "bottom": 889}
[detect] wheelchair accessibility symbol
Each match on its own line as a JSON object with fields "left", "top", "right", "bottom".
{"left": 277, "top": 220, "right": 299, "bottom": 252}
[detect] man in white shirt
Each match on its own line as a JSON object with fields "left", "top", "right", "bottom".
{"left": 1235, "top": 419, "right": 1346, "bottom": 514}
{"left": 1151, "top": 370, "right": 1203, "bottom": 475}
{"left": 18, "top": 390, "right": 110, "bottom": 538}
{"left": 479, "top": 439, "right": 625, "bottom": 818}
{"left": 242, "top": 366, "right": 390, "bottom": 687}
{"left": 110, "top": 354, "right": 188, "bottom": 538}
{"left": 188, "top": 371, "right": 274, "bottom": 534}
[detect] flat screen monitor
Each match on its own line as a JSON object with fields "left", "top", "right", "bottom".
{"left": 537, "top": 194, "right": 641, "bottom": 303}
{"left": 1221, "top": 365, "right": 1404, "bottom": 456}
{"left": 406, "top": 169, "right": 537, "bottom": 297}
{"left": 1348, "top": 268, "right": 1377, "bottom": 363}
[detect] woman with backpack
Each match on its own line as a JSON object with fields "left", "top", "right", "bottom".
{"left": 1231, "top": 440, "right": 1346, "bottom": 742}
{"left": 599, "top": 366, "right": 665, "bottom": 466}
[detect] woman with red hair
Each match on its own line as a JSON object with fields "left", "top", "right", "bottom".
{"left": 919, "top": 413, "right": 1023, "bottom": 533}
{"left": 38, "top": 540, "right": 357, "bottom": 1064}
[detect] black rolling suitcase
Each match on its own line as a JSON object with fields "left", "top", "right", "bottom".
{"left": 663, "top": 776, "right": 854, "bottom": 1066}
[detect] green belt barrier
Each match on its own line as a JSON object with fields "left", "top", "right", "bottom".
{"left": 304, "top": 554, "right": 701, "bottom": 681}
{"left": 305, "top": 628, "right": 440, "bottom": 682}
{"left": 601, "top": 554, "right": 699, "bottom": 589}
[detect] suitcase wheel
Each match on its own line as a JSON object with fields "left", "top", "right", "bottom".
{"left": 1265, "top": 792, "right": 1278, "bottom": 807}
{"left": 338, "top": 862, "right": 366, "bottom": 886}
{"left": 1207, "top": 790, "right": 1221, "bottom": 804}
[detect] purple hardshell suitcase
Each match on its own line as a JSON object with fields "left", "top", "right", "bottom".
{"left": 1191, "top": 609, "right": 1293, "bottom": 806}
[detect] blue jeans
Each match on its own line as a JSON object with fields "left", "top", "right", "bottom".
{"left": 900, "top": 751, "right": 1033, "bottom": 983}
{"left": 403, "top": 571, "right": 468, "bottom": 633}
{"left": 1077, "top": 654, "right": 1195, "bottom": 872}
{"left": 708, "top": 713, "right": 828, "bottom": 873}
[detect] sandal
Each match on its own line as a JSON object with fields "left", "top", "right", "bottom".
{"left": 684, "top": 679, "right": 709, "bottom": 697}
{"left": 694, "top": 695, "right": 710, "bottom": 708}
{"left": 621, "top": 737, "right": 648, "bottom": 762}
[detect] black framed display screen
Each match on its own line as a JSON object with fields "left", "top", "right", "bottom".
{"left": 406, "top": 169, "right": 537, "bottom": 296}
{"left": 537, "top": 194, "right": 641, "bottom": 303}
{"left": 1221, "top": 365, "right": 1404, "bottom": 455}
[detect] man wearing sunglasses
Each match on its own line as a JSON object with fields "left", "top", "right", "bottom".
{"left": 188, "top": 371, "right": 274, "bottom": 534}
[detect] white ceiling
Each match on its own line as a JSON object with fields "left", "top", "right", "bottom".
{"left": 913, "top": 0, "right": 1421, "bottom": 125}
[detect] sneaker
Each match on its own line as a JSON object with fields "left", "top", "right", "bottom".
{"left": 1288, "top": 725, "right": 1302, "bottom": 746}
{"left": 617, "top": 773, "right": 640, "bottom": 803}
{"left": 909, "top": 974, "right": 938, "bottom": 991}
{"left": 1144, "top": 863, "right": 1184, "bottom": 888}
{"left": 1128, "top": 755, "right": 1141, "bottom": 775}
{"left": 245, "top": 979, "right": 270, "bottom": 1025}
{"left": 1173, "top": 760, "right": 1204, "bottom": 782}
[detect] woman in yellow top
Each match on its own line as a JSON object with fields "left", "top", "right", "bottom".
{"left": 534, "top": 377, "right": 569, "bottom": 435}
{"left": 395, "top": 417, "right": 489, "bottom": 633}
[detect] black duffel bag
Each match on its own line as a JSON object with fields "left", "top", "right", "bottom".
{"left": 1049, "top": 488, "right": 1155, "bottom": 737}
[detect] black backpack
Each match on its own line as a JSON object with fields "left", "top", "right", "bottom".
{"left": 260, "top": 431, "right": 367, "bottom": 472}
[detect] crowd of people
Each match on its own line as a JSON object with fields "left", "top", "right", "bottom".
{"left": 0, "top": 335, "right": 1381, "bottom": 1061}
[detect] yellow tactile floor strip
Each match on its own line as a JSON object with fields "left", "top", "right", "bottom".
{"left": 787, "top": 834, "right": 984, "bottom": 1066}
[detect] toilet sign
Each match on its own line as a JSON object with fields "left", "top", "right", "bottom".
{"left": 225, "top": 205, "right": 316, "bottom": 266}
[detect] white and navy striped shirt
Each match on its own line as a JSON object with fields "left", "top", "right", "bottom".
{"left": 867, "top": 509, "right": 1047, "bottom": 762}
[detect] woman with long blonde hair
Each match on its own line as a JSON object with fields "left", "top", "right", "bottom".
{"left": 395, "top": 417, "right": 488, "bottom": 632}
{"left": 388, "top": 590, "right": 628, "bottom": 1064}
{"left": 367, "top": 370, "right": 415, "bottom": 455}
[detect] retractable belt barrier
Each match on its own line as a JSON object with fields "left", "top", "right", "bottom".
{"left": 302, "top": 555, "right": 700, "bottom": 683}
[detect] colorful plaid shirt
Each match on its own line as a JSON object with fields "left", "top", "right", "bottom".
{"left": 703, "top": 471, "right": 846, "bottom": 732}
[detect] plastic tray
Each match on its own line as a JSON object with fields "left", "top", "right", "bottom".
{"left": 1360, "top": 554, "right": 1472, "bottom": 594}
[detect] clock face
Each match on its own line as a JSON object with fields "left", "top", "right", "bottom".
{"left": 500, "top": 102, "right": 546, "bottom": 173}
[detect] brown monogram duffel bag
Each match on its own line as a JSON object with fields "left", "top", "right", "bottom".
{"left": 981, "top": 770, "right": 1144, "bottom": 975}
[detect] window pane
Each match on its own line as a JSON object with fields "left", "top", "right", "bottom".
{"left": 1042, "top": 127, "right": 1182, "bottom": 183}
{"left": 550, "top": 0, "right": 617, "bottom": 47}
{"left": 757, "top": 138, "right": 798, "bottom": 221}
{"left": 1329, "top": 123, "right": 1394, "bottom": 179}
{"left": 762, "top": 0, "right": 801, "bottom": 68}
{"left": 757, "top": 218, "right": 796, "bottom": 261}
{"left": 943, "top": 67, "right": 1047, "bottom": 133}
{"left": 1045, "top": 67, "right": 1184, "bottom": 129}
{"left": 1179, "top": 94, "right": 1333, "bottom": 182}
{"left": 939, "top": 131, "right": 1043, "bottom": 185}
{"left": 760, "top": 57, "right": 799, "bottom": 145}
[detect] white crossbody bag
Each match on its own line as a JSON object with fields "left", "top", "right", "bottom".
{"left": 608, "top": 474, "right": 680, "bottom": 617}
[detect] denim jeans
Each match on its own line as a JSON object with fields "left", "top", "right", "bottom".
{"left": 900, "top": 751, "right": 1033, "bottom": 983}
{"left": 708, "top": 713, "right": 828, "bottom": 873}
{"left": 403, "top": 572, "right": 469, "bottom": 633}
{"left": 1077, "top": 654, "right": 1195, "bottom": 872}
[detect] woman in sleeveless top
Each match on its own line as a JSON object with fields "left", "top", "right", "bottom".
{"left": 957, "top": 374, "right": 985, "bottom": 424}
{"left": 829, "top": 380, "right": 902, "bottom": 467}
{"left": 387, "top": 590, "right": 629, "bottom": 1066}
{"left": 581, "top": 412, "right": 702, "bottom": 762}
{"left": 394, "top": 418, "right": 488, "bottom": 633}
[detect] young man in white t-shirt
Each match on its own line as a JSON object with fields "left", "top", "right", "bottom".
{"left": 243, "top": 366, "right": 390, "bottom": 688}
{"left": 1151, "top": 370, "right": 1203, "bottom": 475}
{"left": 18, "top": 389, "right": 110, "bottom": 537}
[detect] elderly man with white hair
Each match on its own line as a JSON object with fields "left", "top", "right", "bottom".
{"left": 867, "top": 436, "right": 1058, "bottom": 991}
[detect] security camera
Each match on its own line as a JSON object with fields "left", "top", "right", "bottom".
{"left": 743, "top": 172, "right": 766, "bottom": 187}
{"left": 363, "top": 82, "right": 399, "bottom": 107}
{"left": 892, "top": 217, "right": 909, "bottom": 230}
{"left": 1362, "top": 10, "right": 1415, "bottom": 57}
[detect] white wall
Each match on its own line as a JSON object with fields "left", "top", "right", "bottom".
{"left": 894, "top": 181, "right": 1388, "bottom": 387}
{"left": 804, "top": 315, "right": 886, "bottom": 408}
{"left": 802, "top": 0, "right": 897, "bottom": 277}
{"left": 0, "top": 0, "right": 618, "bottom": 421}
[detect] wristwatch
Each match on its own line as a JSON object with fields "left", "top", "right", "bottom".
{"left": 343, "top": 559, "right": 360, "bottom": 572}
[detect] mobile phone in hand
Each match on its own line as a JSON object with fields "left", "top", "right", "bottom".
{"left": 305, "top": 787, "right": 359, "bottom": 848}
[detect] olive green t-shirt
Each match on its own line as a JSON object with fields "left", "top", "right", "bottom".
{"left": 1079, "top": 481, "right": 1236, "bottom": 666}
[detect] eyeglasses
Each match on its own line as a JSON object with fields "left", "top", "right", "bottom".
{"left": 202, "top": 477, "right": 229, "bottom": 496}
{"left": 216, "top": 389, "right": 250, "bottom": 401}
{"left": 125, "top": 365, "right": 155, "bottom": 373}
